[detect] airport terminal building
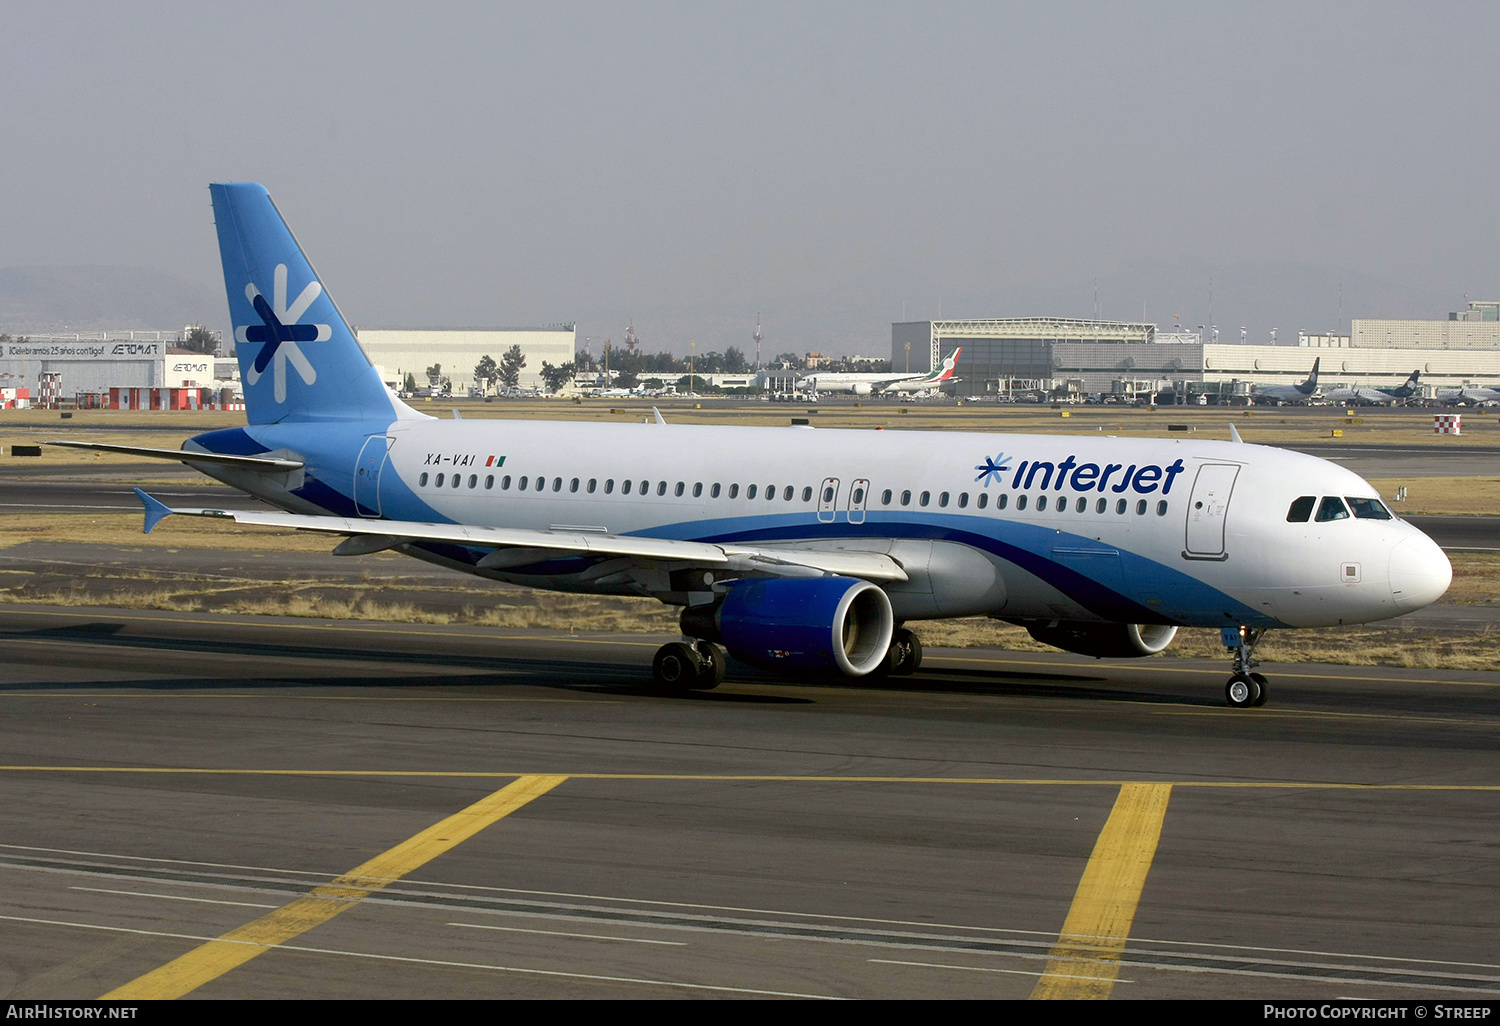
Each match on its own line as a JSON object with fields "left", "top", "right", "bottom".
{"left": 354, "top": 326, "right": 576, "bottom": 393}
{"left": 0, "top": 331, "right": 234, "bottom": 397}
{"left": 893, "top": 303, "right": 1500, "bottom": 399}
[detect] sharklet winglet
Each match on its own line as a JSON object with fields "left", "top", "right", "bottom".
{"left": 134, "top": 488, "right": 175, "bottom": 534}
{"left": 1229, "top": 423, "right": 1244, "bottom": 444}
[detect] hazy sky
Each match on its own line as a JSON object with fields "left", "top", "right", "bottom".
{"left": 3, "top": 2, "right": 1498, "bottom": 355}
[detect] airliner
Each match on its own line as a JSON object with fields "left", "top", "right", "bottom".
{"left": 796, "top": 349, "right": 961, "bottom": 395}
{"left": 1250, "top": 358, "right": 1321, "bottom": 405}
{"left": 1325, "top": 370, "right": 1422, "bottom": 407}
{"left": 1437, "top": 383, "right": 1500, "bottom": 406}
{"left": 52, "top": 185, "right": 1452, "bottom": 708}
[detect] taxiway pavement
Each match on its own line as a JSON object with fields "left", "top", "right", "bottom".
{"left": 1, "top": 605, "right": 1496, "bottom": 1000}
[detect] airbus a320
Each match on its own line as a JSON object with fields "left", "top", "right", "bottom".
{"left": 52, "top": 185, "right": 1453, "bottom": 707}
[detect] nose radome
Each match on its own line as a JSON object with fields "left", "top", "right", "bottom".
{"left": 1389, "top": 532, "right": 1452, "bottom": 613}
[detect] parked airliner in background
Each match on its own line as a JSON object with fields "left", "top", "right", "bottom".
{"left": 796, "top": 348, "right": 961, "bottom": 395}
{"left": 1325, "top": 370, "right": 1422, "bottom": 407}
{"left": 1250, "top": 358, "right": 1321, "bottom": 405}
{"left": 1437, "top": 383, "right": 1500, "bottom": 406}
{"left": 51, "top": 185, "right": 1452, "bottom": 707}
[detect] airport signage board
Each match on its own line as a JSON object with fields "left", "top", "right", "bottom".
{"left": 3, "top": 340, "right": 164, "bottom": 360}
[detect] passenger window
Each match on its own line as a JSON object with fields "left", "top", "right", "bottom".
{"left": 783, "top": 485, "right": 793, "bottom": 501}
{"left": 1116, "top": 498, "right": 1127, "bottom": 514}
{"left": 587, "top": 479, "right": 596, "bottom": 493}
{"left": 900, "top": 490, "right": 911, "bottom": 506}
{"left": 1156, "top": 500, "right": 1168, "bottom": 516}
{"left": 711, "top": 483, "right": 721, "bottom": 498}
{"left": 919, "top": 491, "right": 930, "bottom": 507}
{"left": 997, "top": 493, "right": 1008, "bottom": 510}
{"left": 1076, "top": 497, "right": 1087, "bottom": 513}
{"left": 977, "top": 493, "right": 988, "bottom": 509}
{"left": 803, "top": 486, "right": 813, "bottom": 502}
{"left": 822, "top": 485, "right": 834, "bottom": 503}
{"left": 1135, "top": 499, "right": 1147, "bottom": 515}
{"left": 1016, "top": 494, "right": 1028, "bottom": 511}
{"left": 657, "top": 481, "right": 668, "bottom": 496}
{"left": 419, "top": 472, "right": 429, "bottom": 486}
{"left": 604, "top": 479, "right": 614, "bottom": 494}
{"left": 938, "top": 492, "right": 949, "bottom": 508}
{"left": 468, "top": 474, "right": 478, "bottom": 488}
{"left": 1036, "top": 495, "right": 1047, "bottom": 511}
{"left": 1346, "top": 497, "right": 1393, "bottom": 520}
{"left": 622, "top": 480, "right": 632, "bottom": 495}
{"left": 486, "top": 474, "right": 494, "bottom": 489}
{"left": 692, "top": 482, "right": 702, "bottom": 498}
{"left": 570, "top": 478, "right": 580, "bottom": 493}
{"left": 436, "top": 473, "right": 445, "bottom": 487}
{"left": 453, "top": 475, "right": 462, "bottom": 489}
{"left": 674, "top": 482, "right": 684, "bottom": 497}
{"left": 1096, "top": 497, "right": 1106, "bottom": 513}
{"left": 853, "top": 486, "right": 865, "bottom": 505}
{"left": 638, "top": 480, "right": 648, "bottom": 494}
{"left": 957, "top": 492, "right": 968, "bottom": 508}
{"left": 552, "top": 477, "right": 562, "bottom": 492}
{"left": 747, "top": 484, "right": 758, "bottom": 499}
{"left": 729, "top": 484, "right": 739, "bottom": 498}
{"left": 766, "top": 485, "right": 775, "bottom": 501}
{"left": 1286, "top": 496, "right": 1315, "bottom": 522}
{"left": 882, "top": 489, "right": 892, "bottom": 505}
{"left": 501, "top": 475, "right": 512, "bottom": 490}
{"left": 1316, "top": 496, "right": 1350, "bottom": 522}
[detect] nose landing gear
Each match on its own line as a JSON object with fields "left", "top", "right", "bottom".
{"left": 1223, "top": 626, "right": 1269, "bottom": 708}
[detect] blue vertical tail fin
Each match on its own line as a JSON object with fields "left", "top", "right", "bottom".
{"left": 210, "top": 183, "right": 403, "bottom": 424}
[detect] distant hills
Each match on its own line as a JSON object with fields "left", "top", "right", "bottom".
{"left": 0, "top": 266, "right": 223, "bottom": 334}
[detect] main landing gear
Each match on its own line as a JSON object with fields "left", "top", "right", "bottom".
{"left": 650, "top": 627, "right": 925, "bottom": 691}
{"left": 872, "top": 626, "right": 923, "bottom": 678}
{"left": 1222, "top": 626, "right": 1269, "bottom": 708}
{"left": 651, "top": 639, "right": 726, "bottom": 692}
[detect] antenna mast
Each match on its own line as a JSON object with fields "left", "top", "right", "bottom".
{"left": 753, "top": 313, "right": 763, "bottom": 370}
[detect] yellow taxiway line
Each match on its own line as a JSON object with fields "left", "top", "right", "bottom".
{"left": 1030, "top": 783, "right": 1172, "bottom": 1000}
{"left": 99, "top": 774, "right": 566, "bottom": 1000}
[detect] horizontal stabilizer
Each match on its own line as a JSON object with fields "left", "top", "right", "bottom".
{"left": 130, "top": 494, "right": 909, "bottom": 583}
{"left": 49, "top": 440, "right": 303, "bottom": 470}
{"left": 134, "top": 487, "right": 177, "bottom": 534}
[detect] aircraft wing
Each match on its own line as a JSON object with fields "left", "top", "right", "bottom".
{"left": 133, "top": 489, "right": 910, "bottom": 583}
{"left": 48, "top": 440, "right": 304, "bottom": 470}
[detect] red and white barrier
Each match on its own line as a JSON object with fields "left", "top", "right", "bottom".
{"left": 1433, "top": 414, "right": 1462, "bottom": 435}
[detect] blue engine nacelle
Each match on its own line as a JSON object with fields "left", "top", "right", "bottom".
{"left": 714, "top": 576, "right": 894, "bottom": 676}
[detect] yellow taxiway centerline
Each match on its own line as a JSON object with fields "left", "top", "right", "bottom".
{"left": 99, "top": 773, "right": 567, "bottom": 1000}
{"left": 1030, "top": 783, "right": 1172, "bottom": 1000}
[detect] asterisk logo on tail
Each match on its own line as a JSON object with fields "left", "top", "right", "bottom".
{"left": 235, "top": 264, "right": 331, "bottom": 402}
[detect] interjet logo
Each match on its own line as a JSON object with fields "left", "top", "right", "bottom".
{"left": 235, "top": 263, "right": 331, "bottom": 402}
{"left": 973, "top": 452, "right": 1012, "bottom": 486}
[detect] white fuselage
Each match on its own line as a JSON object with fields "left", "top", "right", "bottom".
{"left": 241, "top": 419, "right": 1450, "bottom": 631}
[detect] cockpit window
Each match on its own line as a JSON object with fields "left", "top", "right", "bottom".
{"left": 1346, "top": 497, "right": 1394, "bottom": 520}
{"left": 1286, "top": 496, "right": 1315, "bottom": 522}
{"left": 1315, "top": 496, "right": 1350, "bottom": 522}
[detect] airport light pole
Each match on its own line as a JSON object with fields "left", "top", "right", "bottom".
{"left": 689, "top": 340, "right": 696, "bottom": 394}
